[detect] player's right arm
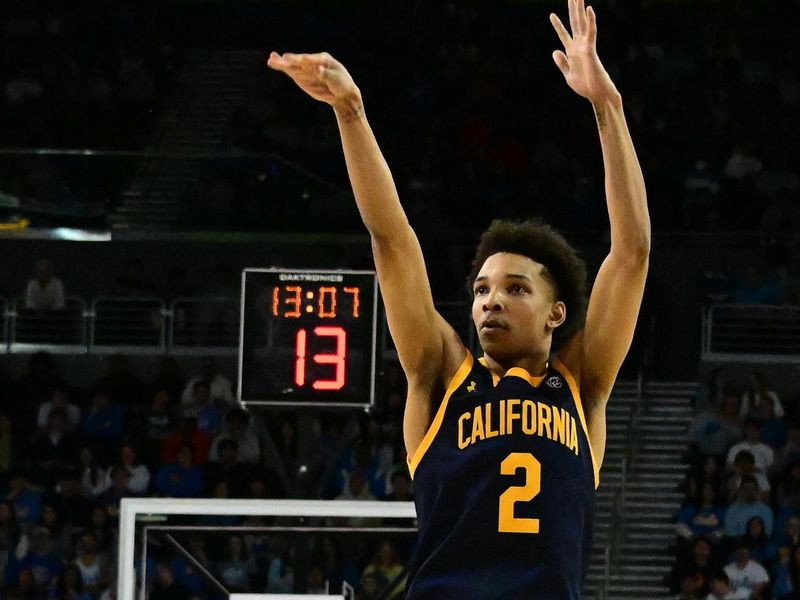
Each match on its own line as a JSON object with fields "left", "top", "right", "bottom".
{"left": 267, "top": 52, "right": 466, "bottom": 455}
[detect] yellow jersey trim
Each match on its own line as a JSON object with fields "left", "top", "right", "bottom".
{"left": 407, "top": 351, "right": 474, "bottom": 480}
{"left": 552, "top": 358, "right": 600, "bottom": 490}
{"left": 476, "top": 358, "right": 546, "bottom": 388}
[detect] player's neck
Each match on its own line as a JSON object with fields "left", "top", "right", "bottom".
{"left": 482, "top": 353, "right": 549, "bottom": 379}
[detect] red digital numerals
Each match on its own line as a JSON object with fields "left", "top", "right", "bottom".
{"left": 273, "top": 286, "right": 360, "bottom": 319}
{"left": 294, "top": 326, "right": 347, "bottom": 391}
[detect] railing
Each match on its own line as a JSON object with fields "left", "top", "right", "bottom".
{"left": 8, "top": 296, "right": 88, "bottom": 352}
{"left": 0, "top": 295, "right": 240, "bottom": 355}
{"left": 702, "top": 303, "right": 800, "bottom": 362}
{"left": 169, "top": 297, "right": 240, "bottom": 353}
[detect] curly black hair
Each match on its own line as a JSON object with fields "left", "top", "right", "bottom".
{"left": 466, "top": 219, "right": 588, "bottom": 343}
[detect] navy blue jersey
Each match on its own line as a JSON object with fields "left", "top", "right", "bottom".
{"left": 405, "top": 351, "right": 599, "bottom": 600}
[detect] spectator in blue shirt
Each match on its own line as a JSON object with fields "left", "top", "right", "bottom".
{"left": 4, "top": 526, "right": 63, "bottom": 592}
{"left": 676, "top": 481, "right": 726, "bottom": 545}
{"left": 724, "top": 476, "right": 774, "bottom": 539}
{"left": 4, "top": 472, "right": 41, "bottom": 527}
{"left": 155, "top": 444, "right": 204, "bottom": 497}
{"left": 82, "top": 387, "right": 123, "bottom": 465}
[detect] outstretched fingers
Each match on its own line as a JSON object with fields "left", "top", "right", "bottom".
{"left": 550, "top": 13, "right": 572, "bottom": 49}
{"left": 586, "top": 5, "right": 597, "bottom": 46}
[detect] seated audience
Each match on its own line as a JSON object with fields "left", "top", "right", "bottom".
{"left": 726, "top": 419, "right": 774, "bottom": 474}
{"left": 24, "top": 259, "right": 65, "bottom": 309}
{"left": 723, "top": 544, "right": 770, "bottom": 599}
{"left": 155, "top": 444, "right": 204, "bottom": 498}
{"left": 724, "top": 476, "right": 773, "bottom": 539}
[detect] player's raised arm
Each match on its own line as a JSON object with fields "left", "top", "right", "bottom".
{"left": 267, "top": 52, "right": 465, "bottom": 447}
{"left": 549, "top": 1, "right": 650, "bottom": 459}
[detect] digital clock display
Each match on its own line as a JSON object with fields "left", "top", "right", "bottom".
{"left": 238, "top": 269, "right": 378, "bottom": 408}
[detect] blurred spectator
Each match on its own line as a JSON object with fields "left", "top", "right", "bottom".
{"left": 5, "top": 526, "right": 63, "bottom": 593}
{"left": 740, "top": 372, "right": 784, "bottom": 418}
{"left": 216, "top": 535, "right": 255, "bottom": 592}
{"left": 48, "top": 468, "right": 88, "bottom": 529}
{"left": 733, "top": 266, "right": 779, "bottom": 305}
{"left": 183, "top": 380, "right": 223, "bottom": 436}
{"left": 362, "top": 540, "right": 405, "bottom": 600}
{"left": 24, "top": 259, "right": 65, "bottom": 310}
{"left": 209, "top": 408, "right": 260, "bottom": 464}
{"left": 724, "top": 476, "right": 773, "bottom": 539}
{"left": 706, "top": 570, "right": 749, "bottom": 600}
{"left": 741, "top": 516, "right": 777, "bottom": 572}
{"left": 725, "top": 450, "right": 770, "bottom": 504}
{"left": 155, "top": 444, "right": 204, "bottom": 498}
{"left": 150, "top": 357, "right": 185, "bottom": 406}
{"left": 358, "top": 571, "right": 383, "bottom": 600}
{"left": 773, "top": 423, "right": 800, "bottom": 476}
{"left": 150, "top": 562, "right": 193, "bottom": 600}
{"left": 55, "top": 564, "right": 92, "bottom": 600}
{"left": 305, "top": 564, "right": 327, "bottom": 594}
{"left": 180, "top": 362, "right": 235, "bottom": 411}
{"left": 13, "top": 352, "right": 61, "bottom": 442}
{"left": 386, "top": 469, "right": 414, "bottom": 502}
{"left": 36, "top": 388, "right": 80, "bottom": 431}
{"left": 726, "top": 419, "right": 774, "bottom": 474}
{"left": 204, "top": 438, "right": 248, "bottom": 496}
{"left": 102, "top": 444, "right": 149, "bottom": 495}
{"left": 667, "top": 537, "right": 719, "bottom": 597}
{"left": 688, "top": 400, "right": 742, "bottom": 461}
{"left": 73, "top": 532, "right": 108, "bottom": 596}
{"left": 265, "top": 541, "right": 294, "bottom": 593}
{"left": 5, "top": 471, "right": 41, "bottom": 527}
{"left": 758, "top": 395, "right": 788, "bottom": 450}
{"left": 310, "top": 536, "right": 359, "bottom": 591}
{"left": 723, "top": 544, "right": 769, "bottom": 598}
{"left": 161, "top": 415, "right": 210, "bottom": 466}
{"left": 676, "top": 481, "right": 726, "bottom": 545}
{"left": 80, "top": 446, "right": 107, "bottom": 499}
{"left": 776, "top": 460, "right": 800, "bottom": 509}
{"left": 335, "top": 470, "right": 377, "bottom": 527}
{"left": 0, "top": 501, "right": 21, "bottom": 582}
{"left": 29, "top": 408, "right": 79, "bottom": 488}
{"left": 134, "top": 388, "right": 176, "bottom": 467}
{"left": 81, "top": 387, "right": 124, "bottom": 464}
{"left": 773, "top": 543, "right": 800, "bottom": 598}
{"left": 700, "top": 261, "right": 736, "bottom": 307}
{"left": 98, "top": 464, "right": 136, "bottom": 518}
{"left": 37, "top": 502, "right": 70, "bottom": 561}
{"left": 86, "top": 506, "right": 114, "bottom": 555}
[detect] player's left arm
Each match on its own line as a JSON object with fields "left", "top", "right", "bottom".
{"left": 550, "top": 0, "right": 650, "bottom": 464}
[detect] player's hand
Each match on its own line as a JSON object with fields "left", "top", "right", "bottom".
{"left": 267, "top": 51, "right": 361, "bottom": 110}
{"left": 549, "top": 0, "right": 619, "bottom": 104}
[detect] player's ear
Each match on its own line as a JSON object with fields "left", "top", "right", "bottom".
{"left": 546, "top": 301, "right": 566, "bottom": 331}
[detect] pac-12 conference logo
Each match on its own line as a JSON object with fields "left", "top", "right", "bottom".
{"left": 545, "top": 375, "right": 563, "bottom": 389}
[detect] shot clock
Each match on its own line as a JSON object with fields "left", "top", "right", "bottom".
{"left": 238, "top": 269, "right": 378, "bottom": 408}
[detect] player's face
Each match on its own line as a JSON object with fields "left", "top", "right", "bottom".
{"left": 472, "top": 253, "right": 565, "bottom": 363}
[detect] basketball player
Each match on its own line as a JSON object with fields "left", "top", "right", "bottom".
{"left": 268, "top": 0, "right": 649, "bottom": 597}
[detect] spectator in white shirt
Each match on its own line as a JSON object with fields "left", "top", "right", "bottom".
{"left": 706, "top": 570, "right": 751, "bottom": 600}
{"left": 102, "top": 444, "right": 150, "bottom": 494}
{"left": 24, "top": 259, "right": 65, "bottom": 309}
{"left": 723, "top": 544, "right": 769, "bottom": 599}
{"left": 36, "top": 388, "right": 81, "bottom": 431}
{"left": 181, "top": 363, "right": 235, "bottom": 410}
{"left": 726, "top": 419, "right": 774, "bottom": 474}
{"left": 740, "top": 372, "right": 784, "bottom": 418}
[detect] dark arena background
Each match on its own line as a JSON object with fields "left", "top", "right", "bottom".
{"left": 0, "top": 1, "right": 798, "bottom": 598}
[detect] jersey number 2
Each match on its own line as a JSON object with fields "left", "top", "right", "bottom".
{"left": 498, "top": 452, "right": 541, "bottom": 534}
